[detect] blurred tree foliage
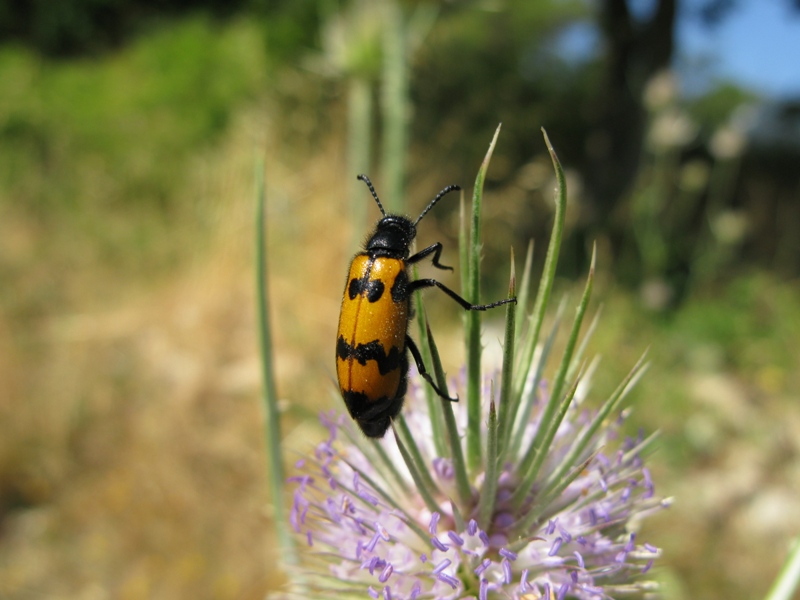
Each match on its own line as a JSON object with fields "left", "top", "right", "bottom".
{"left": 0, "top": 0, "right": 320, "bottom": 59}
{"left": 0, "top": 16, "right": 269, "bottom": 325}
{"left": 410, "top": 0, "right": 680, "bottom": 285}
{"left": 409, "top": 0, "right": 800, "bottom": 299}
{"left": 0, "top": 0, "right": 242, "bottom": 56}
{"left": 3, "top": 0, "right": 799, "bottom": 295}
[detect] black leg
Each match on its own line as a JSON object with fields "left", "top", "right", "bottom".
{"left": 407, "top": 243, "right": 452, "bottom": 271}
{"left": 409, "top": 278, "right": 516, "bottom": 311}
{"left": 405, "top": 335, "right": 458, "bottom": 402}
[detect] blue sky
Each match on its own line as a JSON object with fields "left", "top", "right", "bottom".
{"left": 554, "top": 1, "right": 800, "bottom": 98}
{"left": 677, "top": 1, "right": 800, "bottom": 97}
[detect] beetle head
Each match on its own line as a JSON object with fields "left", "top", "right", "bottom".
{"left": 366, "top": 215, "right": 416, "bottom": 256}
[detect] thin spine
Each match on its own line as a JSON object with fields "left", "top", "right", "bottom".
{"left": 512, "top": 130, "right": 566, "bottom": 403}
{"left": 340, "top": 419, "right": 412, "bottom": 499}
{"left": 465, "top": 123, "right": 501, "bottom": 473}
{"left": 364, "top": 432, "right": 412, "bottom": 497}
{"left": 496, "top": 249, "right": 517, "bottom": 462}
{"left": 538, "top": 450, "right": 599, "bottom": 511}
{"left": 339, "top": 419, "right": 412, "bottom": 498}
{"left": 508, "top": 298, "right": 566, "bottom": 459}
{"left": 392, "top": 426, "right": 444, "bottom": 516}
{"left": 620, "top": 429, "right": 661, "bottom": 464}
{"left": 449, "top": 498, "right": 466, "bottom": 534}
{"left": 542, "top": 351, "right": 650, "bottom": 496}
{"left": 510, "top": 365, "right": 586, "bottom": 519}
{"left": 413, "top": 278, "right": 447, "bottom": 458}
{"left": 566, "top": 305, "right": 602, "bottom": 384}
{"left": 395, "top": 414, "right": 440, "bottom": 495}
{"left": 426, "top": 320, "right": 473, "bottom": 508}
{"left": 547, "top": 432, "right": 662, "bottom": 522}
{"left": 512, "top": 246, "right": 596, "bottom": 509}
{"left": 477, "top": 392, "right": 499, "bottom": 529}
{"left": 514, "top": 239, "right": 535, "bottom": 342}
{"left": 509, "top": 448, "right": 598, "bottom": 542}
{"left": 338, "top": 457, "right": 432, "bottom": 546}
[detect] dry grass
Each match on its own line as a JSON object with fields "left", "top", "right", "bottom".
{"left": 0, "top": 78, "right": 499, "bottom": 595}
{"left": 0, "top": 108, "right": 350, "bottom": 598}
{"left": 2, "top": 93, "right": 800, "bottom": 599}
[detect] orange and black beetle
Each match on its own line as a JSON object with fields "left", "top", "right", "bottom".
{"left": 336, "top": 174, "right": 515, "bottom": 438}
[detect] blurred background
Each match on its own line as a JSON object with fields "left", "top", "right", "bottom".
{"left": 1, "top": 0, "right": 799, "bottom": 598}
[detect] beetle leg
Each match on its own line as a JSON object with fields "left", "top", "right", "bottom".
{"left": 407, "top": 242, "right": 452, "bottom": 271}
{"left": 409, "top": 278, "right": 516, "bottom": 310}
{"left": 405, "top": 335, "right": 458, "bottom": 402}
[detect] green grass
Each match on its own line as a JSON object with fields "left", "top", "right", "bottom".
{"left": 0, "top": 16, "right": 266, "bottom": 315}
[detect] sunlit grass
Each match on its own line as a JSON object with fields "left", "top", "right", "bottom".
{"left": 0, "top": 17, "right": 277, "bottom": 598}
{"left": 0, "top": 15, "right": 267, "bottom": 303}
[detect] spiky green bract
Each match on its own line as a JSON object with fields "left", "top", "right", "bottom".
{"left": 766, "top": 536, "right": 800, "bottom": 600}
{"left": 511, "top": 246, "right": 597, "bottom": 510}
{"left": 424, "top": 320, "right": 472, "bottom": 508}
{"left": 496, "top": 250, "right": 517, "bottom": 462}
{"left": 287, "top": 382, "right": 666, "bottom": 599}
{"left": 392, "top": 424, "right": 444, "bottom": 516}
{"left": 463, "top": 123, "right": 502, "bottom": 474}
{"left": 512, "top": 129, "right": 566, "bottom": 406}
{"left": 412, "top": 275, "right": 447, "bottom": 459}
{"left": 513, "top": 240, "right": 534, "bottom": 341}
{"left": 477, "top": 396, "right": 499, "bottom": 528}
{"left": 285, "top": 130, "right": 666, "bottom": 599}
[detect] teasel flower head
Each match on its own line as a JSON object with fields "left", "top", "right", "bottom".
{"left": 286, "top": 128, "right": 669, "bottom": 599}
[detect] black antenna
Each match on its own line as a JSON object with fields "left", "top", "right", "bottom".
{"left": 414, "top": 184, "right": 461, "bottom": 226}
{"left": 357, "top": 174, "right": 386, "bottom": 217}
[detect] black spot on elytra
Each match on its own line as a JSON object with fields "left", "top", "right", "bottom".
{"left": 391, "top": 270, "right": 409, "bottom": 303}
{"left": 339, "top": 338, "right": 410, "bottom": 438}
{"left": 336, "top": 335, "right": 351, "bottom": 362}
{"left": 337, "top": 336, "right": 402, "bottom": 375}
{"left": 348, "top": 275, "right": 384, "bottom": 303}
{"left": 366, "top": 280, "right": 384, "bottom": 302}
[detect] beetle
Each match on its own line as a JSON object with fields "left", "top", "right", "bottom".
{"left": 336, "top": 174, "right": 515, "bottom": 438}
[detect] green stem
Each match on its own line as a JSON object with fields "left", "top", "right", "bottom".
{"left": 255, "top": 159, "right": 297, "bottom": 567}
{"left": 765, "top": 538, "right": 800, "bottom": 600}
{"left": 381, "top": 0, "right": 407, "bottom": 213}
{"left": 347, "top": 76, "right": 373, "bottom": 248}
